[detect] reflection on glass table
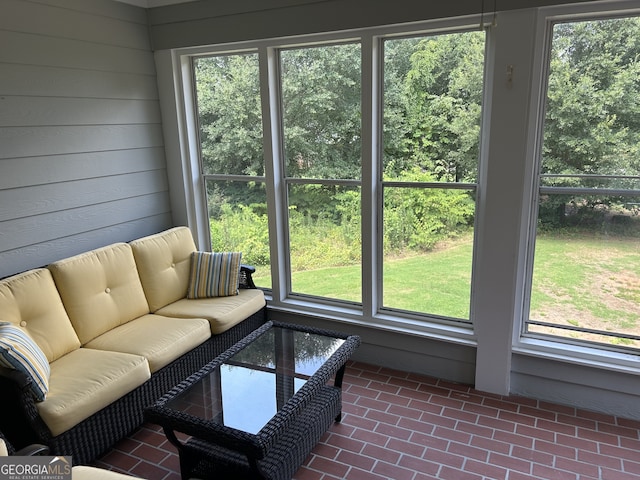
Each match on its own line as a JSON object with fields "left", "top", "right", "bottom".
{"left": 165, "top": 327, "right": 346, "bottom": 434}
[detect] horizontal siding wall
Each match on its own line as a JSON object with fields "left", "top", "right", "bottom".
{"left": 511, "top": 354, "right": 640, "bottom": 420}
{"left": 0, "top": 0, "right": 172, "bottom": 279}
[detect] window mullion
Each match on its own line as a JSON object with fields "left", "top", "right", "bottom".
{"left": 361, "top": 33, "right": 379, "bottom": 319}
{"left": 260, "top": 46, "right": 289, "bottom": 302}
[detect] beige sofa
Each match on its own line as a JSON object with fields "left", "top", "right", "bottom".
{"left": 0, "top": 227, "right": 266, "bottom": 465}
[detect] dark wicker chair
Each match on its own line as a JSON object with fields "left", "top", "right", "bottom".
{"left": 0, "top": 428, "right": 153, "bottom": 479}
{"left": 0, "top": 428, "right": 49, "bottom": 457}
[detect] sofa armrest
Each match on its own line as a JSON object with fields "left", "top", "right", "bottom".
{"left": 15, "top": 443, "right": 50, "bottom": 456}
{"left": 239, "top": 264, "right": 258, "bottom": 289}
{"left": 0, "top": 366, "right": 53, "bottom": 449}
{"left": 0, "top": 365, "right": 32, "bottom": 390}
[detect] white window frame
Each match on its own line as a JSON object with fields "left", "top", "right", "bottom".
{"left": 164, "top": 17, "right": 488, "bottom": 346}
{"left": 513, "top": 0, "right": 640, "bottom": 374}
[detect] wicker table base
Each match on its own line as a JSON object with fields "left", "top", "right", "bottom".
{"left": 146, "top": 321, "right": 360, "bottom": 480}
{"left": 177, "top": 385, "right": 340, "bottom": 480}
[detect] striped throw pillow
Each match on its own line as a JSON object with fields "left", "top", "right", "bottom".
{"left": 0, "top": 322, "right": 50, "bottom": 402}
{"left": 187, "top": 251, "right": 242, "bottom": 298}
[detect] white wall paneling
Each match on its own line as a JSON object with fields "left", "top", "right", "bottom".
{"left": 0, "top": 215, "right": 171, "bottom": 277}
{"left": 0, "top": 97, "right": 161, "bottom": 127}
{"left": 0, "top": 170, "right": 168, "bottom": 222}
{"left": 1, "top": 0, "right": 150, "bottom": 49}
{"left": 28, "top": 0, "right": 148, "bottom": 23}
{"left": 0, "top": 63, "right": 159, "bottom": 99}
{"left": 0, "top": 125, "right": 164, "bottom": 159}
{"left": 0, "top": 192, "right": 170, "bottom": 251}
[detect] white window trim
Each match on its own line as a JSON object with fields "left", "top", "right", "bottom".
{"left": 513, "top": 0, "right": 640, "bottom": 373}
{"left": 161, "top": 18, "right": 486, "bottom": 346}
{"left": 154, "top": 48, "right": 210, "bottom": 249}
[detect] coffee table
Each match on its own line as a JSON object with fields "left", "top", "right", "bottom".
{"left": 145, "top": 320, "right": 360, "bottom": 480}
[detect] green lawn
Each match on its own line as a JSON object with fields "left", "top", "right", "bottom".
{"left": 530, "top": 233, "right": 640, "bottom": 341}
{"left": 382, "top": 242, "right": 473, "bottom": 319}
{"left": 254, "top": 233, "right": 640, "bottom": 342}
{"left": 256, "top": 237, "right": 476, "bottom": 318}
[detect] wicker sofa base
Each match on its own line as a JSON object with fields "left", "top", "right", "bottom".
{"left": 176, "top": 385, "right": 341, "bottom": 480}
{"left": 0, "top": 308, "right": 266, "bottom": 466}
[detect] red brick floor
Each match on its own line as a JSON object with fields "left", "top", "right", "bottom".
{"left": 95, "top": 361, "right": 640, "bottom": 479}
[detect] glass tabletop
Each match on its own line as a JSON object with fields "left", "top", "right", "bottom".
{"left": 165, "top": 325, "right": 346, "bottom": 434}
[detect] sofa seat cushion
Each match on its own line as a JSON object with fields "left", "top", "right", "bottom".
{"left": 155, "top": 288, "right": 266, "bottom": 335}
{"left": 0, "top": 269, "right": 80, "bottom": 363}
{"left": 37, "top": 348, "right": 150, "bottom": 437}
{"left": 48, "top": 243, "right": 150, "bottom": 345}
{"left": 84, "top": 315, "right": 211, "bottom": 372}
{"left": 129, "top": 227, "right": 197, "bottom": 312}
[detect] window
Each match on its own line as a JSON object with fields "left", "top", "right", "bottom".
{"left": 187, "top": 21, "right": 487, "bottom": 332}
{"left": 381, "top": 31, "right": 485, "bottom": 320}
{"left": 193, "top": 52, "right": 271, "bottom": 288}
{"left": 525, "top": 16, "right": 640, "bottom": 351}
{"left": 280, "top": 43, "right": 362, "bottom": 302}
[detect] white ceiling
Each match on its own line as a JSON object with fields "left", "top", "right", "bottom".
{"left": 113, "top": 0, "right": 197, "bottom": 7}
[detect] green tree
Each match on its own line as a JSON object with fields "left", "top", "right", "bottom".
{"left": 384, "top": 32, "right": 485, "bottom": 183}
{"left": 544, "top": 19, "right": 640, "bottom": 179}
{"left": 540, "top": 17, "right": 640, "bottom": 226}
{"left": 195, "top": 33, "right": 485, "bottom": 271}
{"left": 383, "top": 168, "right": 475, "bottom": 254}
{"left": 210, "top": 203, "right": 270, "bottom": 266}
{"left": 195, "top": 54, "right": 264, "bottom": 177}
{"left": 280, "top": 43, "right": 362, "bottom": 180}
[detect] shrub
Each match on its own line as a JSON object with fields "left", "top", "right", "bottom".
{"left": 383, "top": 167, "right": 475, "bottom": 254}
{"left": 210, "top": 203, "right": 270, "bottom": 266}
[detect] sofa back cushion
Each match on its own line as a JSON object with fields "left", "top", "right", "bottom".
{"left": 48, "top": 243, "right": 150, "bottom": 345}
{"left": 0, "top": 269, "right": 80, "bottom": 363}
{"left": 129, "top": 227, "right": 197, "bottom": 312}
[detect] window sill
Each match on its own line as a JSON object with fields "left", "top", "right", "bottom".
{"left": 265, "top": 295, "right": 477, "bottom": 348}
